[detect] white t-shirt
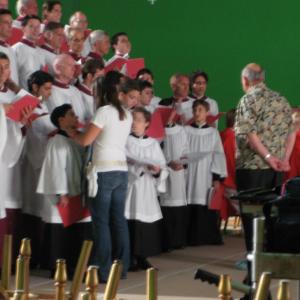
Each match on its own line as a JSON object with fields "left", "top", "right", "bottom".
{"left": 92, "top": 104, "right": 132, "bottom": 172}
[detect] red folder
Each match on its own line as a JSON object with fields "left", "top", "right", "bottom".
{"left": 104, "top": 58, "right": 127, "bottom": 73}
{"left": 6, "top": 27, "right": 23, "bottom": 46}
{"left": 146, "top": 109, "right": 165, "bottom": 140}
{"left": 56, "top": 195, "right": 90, "bottom": 227}
{"left": 156, "top": 107, "right": 180, "bottom": 126}
{"left": 6, "top": 95, "right": 40, "bottom": 122}
{"left": 126, "top": 58, "right": 145, "bottom": 79}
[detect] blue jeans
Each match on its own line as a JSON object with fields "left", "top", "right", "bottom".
{"left": 89, "top": 171, "right": 129, "bottom": 280}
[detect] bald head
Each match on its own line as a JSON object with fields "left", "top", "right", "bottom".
{"left": 53, "top": 54, "right": 75, "bottom": 82}
{"left": 241, "top": 63, "right": 265, "bottom": 92}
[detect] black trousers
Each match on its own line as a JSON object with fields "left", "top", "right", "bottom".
{"left": 236, "top": 168, "right": 283, "bottom": 252}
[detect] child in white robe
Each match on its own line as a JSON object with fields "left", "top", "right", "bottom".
{"left": 185, "top": 99, "right": 227, "bottom": 246}
{"left": 36, "top": 104, "right": 92, "bottom": 276}
{"left": 160, "top": 119, "right": 188, "bottom": 251}
{"left": 125, "top": 107, "right": 168, "bottom": 270}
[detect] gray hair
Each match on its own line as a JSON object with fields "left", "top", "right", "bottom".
{"left": 16, "top": 0, "right": 32, "bottom": 15}
{"left": 89, "top": 30, "right": 108, "bottom": 46}
{"left": 241, "top": 66, "right": 265, "bottom": 83}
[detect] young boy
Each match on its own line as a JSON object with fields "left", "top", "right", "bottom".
{"left": 36, "top": 104, "right": 91, "bottom": 276}
{"left": 185, "top": 99, "right": 227, "bottom": 245}
{"left": 137, "top": 80, "right": 155, "bottom": 113}
{"left": 125, "top": 107, "right": 168, "bottom": 270}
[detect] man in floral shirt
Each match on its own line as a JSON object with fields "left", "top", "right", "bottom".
{"left": 235, "top": 63, "right": 294, "bottom": 252}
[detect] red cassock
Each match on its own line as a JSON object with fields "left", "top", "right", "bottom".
{"left": 219, "top": 128, "right": 237, "bottom": 220}
{"left": 285, "top": 131, "right": 300, "bottom": 180}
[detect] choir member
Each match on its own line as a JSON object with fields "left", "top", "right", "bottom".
{"left": 160, "top": 110, "right": 188, "bottom": 251}
{"left": 125, "top": 107, "right": 168, "bottom": 270}
{"left": 0, "top": 9, "right": 19, "bottom": 83}
{"left": 190, "top": 70, "right": 219, "bottom": 126}
{"left": 12, "top": 15, "right": 46, "bottom": 90}
{"left": 42, "top": 1, "right": 62, "bottom": 24}
{"left": 159, "top": 74, "right": 194, "bottom": 122}
{"left": 36, "top": 104, "right": 92, "bottom": 276}
{"left": 39, "top": 22, "right": 64, "bottom": 75}
{"left": 0, "top": 0, "right": 7, "bottom": 9}
{"left": 22, "top": 70, "right": 55, "bottom": 267}
{"left": 47, "top": 54, "right": 87, "bottom": 124}
{"left": 13, "top": 0, "right": 38, "bottom": 28}
{"left": 136, "top": 68, "right": 161, "bottom": 111}
{"left": 185, "top": 99, "right": 227, "bottom": 245}
{"left": 86, "top": 30, "right": 110, "bottom": 63}
{"left": 76, "top": 58, "right": 104, "bottom": 123}
{"left": 66, "top": 27, "right": 85, "bottom": 63}
{"left": 137, "top": 80, "right": 155, "bottom": 113}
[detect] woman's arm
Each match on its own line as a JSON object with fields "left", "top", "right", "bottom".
{"left": 70, "top": 123, "right": 102, "bottom": 146}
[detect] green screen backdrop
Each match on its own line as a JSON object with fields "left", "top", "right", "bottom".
{"left": 9, "top": 0, "right": 300, "bottom": 124}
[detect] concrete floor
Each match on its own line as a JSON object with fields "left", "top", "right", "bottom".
{"left": 13, "top": 228, "right": 300, "bottom": 300}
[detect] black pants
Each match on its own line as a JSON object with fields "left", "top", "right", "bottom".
{"left": 236, "top": 168, "right": 283, "bottom": 251}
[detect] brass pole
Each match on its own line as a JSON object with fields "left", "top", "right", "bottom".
{"left": 54, "top": 259, "right": 67, "bottom": 300}
{"left": 19, "top": 238, "right": 31, "bottom": 298}
{"left": 70, "top": 240, "right": 93, "bottom": 300}
{"left": 103, "top": 260, "right": 122, "bottom": 300}
{"left": 15, "top": 256, "right": 25, "bottom": 291}
{"left": 218, "top": 274, "right": 232, "bottom": 300}
{"left": 254, "top": 272, "right": 272, "bottom": 300}
{"left": 277, "top": 280, "right": 291, "bottom": 300}
{"left": 146, "top": 268, "right": 158, "bottom": 300}
{"left": 83, "top": 266, "right": 99, "bottom": 300}
{"left": 1, "top": 234, "right": 12, "bottom": 290}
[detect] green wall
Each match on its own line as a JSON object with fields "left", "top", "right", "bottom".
{"left": 10, "top": 0, "right": 300, "bottom": 116}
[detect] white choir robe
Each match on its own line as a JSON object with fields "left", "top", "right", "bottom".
{"left": 12, "top": 40, "right": 46, "bottom": 90}
{"left": 0, "top": 88, "right": 28, "bottom": 212}
{"left": 22, "top": 102, "right": 56, "bottom": 217}
{"left": 36, "top": 133, "right": 88, "bottom": 224}
{"left": 160, "top": 125, "right": 187, "bottom": 207}
{"left": 144, "top": 95, "right": 161, "bottom": 114}
{"left": 0, "top": 43, "right": 19, "bottom": 84}
{"left": 184, "top": 126, "right": 227, "bottom": 205}
{"left": 125, "top": 135, "right": 168, "bottom": 223}
{"left": 0, "top": 104, "right": 7, "bottom": 159}
{"left": 76, "top": 83, "right": 94, "bottom": 123}
{"left": 39, "top": 44, "right": 57, "bottom": 76}
{"left": 47, "top": 81, "right": 88, "bottom": 124}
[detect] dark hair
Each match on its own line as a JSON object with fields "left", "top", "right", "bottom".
{"left": 0, "top": 9, "right": 12, "bottom": 17}
{"left": 93, "top": 76, "right": 105, "bottom": 109}
{"left": 225, "top": 108, "right": 236, "bottom": 128}
{"left": 21, "top": 15, "right": 41, "bottom": 27}
{"left": 102, "top": 70, "right": 124, "bottom": 106}
{"left": 50, "top": 103, "right": 72, "bottom": 128}
{"left": 190, "top": 70, "right": 209, "bottom": 84}
{"left": 0, "top": 52, "right": 9, "bottom": 61}
{"left": 27, "top": 70, "right": 54, "bottom": 93}
{"left": 44, "top": 21, "right": 63, "bottom": 32}
{"left": 138, "top": 80, "right": 152, "bottom": 91}
{"left": 111, "top": 31, "right": 127, "bottom": 47}
{"left": 135, "top": 68, "right": 154, "bottom": 80}
{"left": 82, "top": 58, "right": 104, "bottom": 80}
{"left": 133, "top": 107, "right": 152, "bottom": 124}
{"left": 42, "top": 1, "right": 61, "bottom": 12}
{"left": 192, "top": 99, "right": 209, "bottom": 112}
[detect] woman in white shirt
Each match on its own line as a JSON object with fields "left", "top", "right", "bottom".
{"left": 66, "top": 77, "right": 140, "bottom": 282}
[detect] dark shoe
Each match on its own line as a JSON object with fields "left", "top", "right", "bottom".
{"left": 137, "top": 258, "right": 153, "bottom": 270}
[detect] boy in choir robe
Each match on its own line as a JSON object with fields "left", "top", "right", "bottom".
{"left": 159, "top": 74, "right": 194, "bottom": 123}
{"left": 125, "top": 107, "right": 168, "bottom": 270}
{"left": 22, "top": 70, "right": 55, "bottom": 267}
{"left": 47, "top": 54, "right": 88, "bottom": 124}
{"left": 137, "top": 80, "right": 155, "bottom": 113}
{"left": 185, "top": 99, "right": 227, "bottom": 246}
{"left": 190, "top": 71, "right": 219, "bottom": 127}
{"left": 36, "top": 104, "right": 92, "bottom": 276}
{"left": 136, "top": 68, "right": 161, "bottom": 111}
{"left": 106, "top": 32, "right": 131, "bottom": 72}
{"left": 0, "top": 51, "right": 33, "bottom": 263}
{"left": 0, "top": 9, "right": 19, "bottom": 83}
{"left": 76, "top": 58, "right": 104, "bottom": 122}
{"left": 160, "top": 109, "right": 188, "bottom": 251}
{"left": 12, "top": 15, "right": 46, "bottom": 90}
{"left": 86, "top": 30, "right": 110, "bottom": 63}
{"left": 39, "top": 22, "right": 64, "bottom": 75}
{"left": 285, "top": 111, "right": 300, "bottom": 179}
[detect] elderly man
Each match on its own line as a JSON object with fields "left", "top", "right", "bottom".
{"left": 47, "top": 53, "right": 87, "bottom": 124}
{"left": 159, "top": 73, "right": 194, "bottom": 122}
{"left": 235, "top": 63, "right": 294, "bottom": 253}
{"left": 66, "top": 27, "right": 85, "bottom": 63}
{"left": 86, "top": 29, "right": 110, "bottom": 63}
{"left": 13, "top": 0, "right": 38, "bottom": 28}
